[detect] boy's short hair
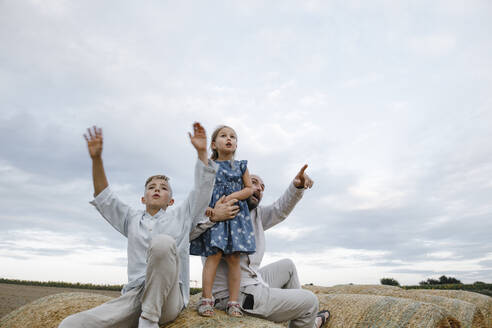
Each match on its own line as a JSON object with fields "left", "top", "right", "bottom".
{"left": 145, "top": 175, "right": 173, "bottom": 197}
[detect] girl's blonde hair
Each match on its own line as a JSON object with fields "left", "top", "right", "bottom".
{"left": 210, "top": 125, "right": 237, "bottom": 160}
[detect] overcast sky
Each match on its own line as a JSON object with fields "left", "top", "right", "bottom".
{"left": 1, "top": 0, "right": 491, "bottom": 287}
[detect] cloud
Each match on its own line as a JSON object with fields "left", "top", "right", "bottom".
{"left": 1, "top": 1, "right": 492, "bottom": 287}
{"left": 409, "top": 34, "right": 456, "bottom": 57}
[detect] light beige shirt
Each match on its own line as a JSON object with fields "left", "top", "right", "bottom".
{"left": 190, "top": 182, "right": 304, "bottom": 299}
{"left": 91, "top": 159, "right": 217, "bottom": 306}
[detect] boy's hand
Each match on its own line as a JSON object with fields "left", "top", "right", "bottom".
{"left": 188, "top": 122, "right": 207, "bottom": 152}
{"left": 189, "top": 122, "right": 208, "bottom": 164}
{"left": 84, "top": 126, "right": 103, "bottom": 159}
{"left": 293, "top": 164, "right": 314, "bottom": 189}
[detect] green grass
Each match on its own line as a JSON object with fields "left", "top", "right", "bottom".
{"left": 0, "top": 278, "right": 204, "bottom": 294}
{"left": 0, "top": 278, "right": 123, "bottom": 291}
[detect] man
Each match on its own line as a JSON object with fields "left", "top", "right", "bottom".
{"left": 191, "top": 165, "right": 330, "bottom": 328}
{"left": 59, "top": 123, "right": 217, "bottom": 328}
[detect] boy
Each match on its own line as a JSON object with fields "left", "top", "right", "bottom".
{"left": 59, "top": 122, "right": 217, "bottom": 328}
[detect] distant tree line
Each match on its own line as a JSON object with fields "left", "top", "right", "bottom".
{"left": 380, "top": 278, "right": 400, "bottom": 286}
{"left": 380, "top": 275, "right": 464, "bottom": 287}
{"left": 1, "top": 278, "right": 203, "bottom": 295}
{"left": 419, "top": 275, "right": 462, "bottom": 286}
{"left": 379, "top": 276, "right": 492, "bottom": 297}
{"left": 0, "top": 278, "right": 123, "bottom": 291}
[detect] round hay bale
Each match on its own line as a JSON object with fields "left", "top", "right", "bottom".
{"left": 164, "top": 293, "right": 285, "bottom": 327}
{"left": 0, "top": 291, "right": 285, "bottom": 328}
{"left": 0, "top": 292, "right": 113, "bottom": 328}
{"left": 403, "top": 291, "right": 486, "bottom": 328}
{"left": 317, "top": 293, "right": 458, "bottom": 328}
{"left": 304, "top": 285, "right": 484, "bottom": 328}
{"left": 414, "top": 290, "right": 492, "bottom": 328}
{"left": 304, "top": 284, "right": 402, "bottom": 296}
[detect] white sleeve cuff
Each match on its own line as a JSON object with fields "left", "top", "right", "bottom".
{"left": 89, "top": 186, "right": 112, "bottom": 206}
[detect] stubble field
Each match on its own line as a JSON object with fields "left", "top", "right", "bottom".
{"left": 0, "top": 283, "right": 120, "bottom": 319}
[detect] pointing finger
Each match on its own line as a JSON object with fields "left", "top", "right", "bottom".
{"left": 298, "top": 164, "right": 308, "bottom": 176}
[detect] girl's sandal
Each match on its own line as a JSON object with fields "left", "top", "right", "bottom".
{"left": 197, "top": 297, "right": 215, "bottom": 317}
{"left": 226, "top": 301, "right": 243, "bottom": 317}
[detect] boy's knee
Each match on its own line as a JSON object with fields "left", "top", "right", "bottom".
{"left": 149, "top": 234, "right": 177, "bottom": 257}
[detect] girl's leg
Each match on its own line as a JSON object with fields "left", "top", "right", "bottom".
{"left": 224, "top": 253, "right": 241, "bottom": 302}
{"left": 202, "top": 251, "right": 223, "bottom": 299}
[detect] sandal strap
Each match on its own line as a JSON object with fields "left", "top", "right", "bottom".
{"left": 227, "top": 301, "right": 243, "bottom": 316}
{"left": 317, "top": 310, "right": 330, "bottom": 326}
{"left": 198, "top": 297, "right": 215, "bottom": 316}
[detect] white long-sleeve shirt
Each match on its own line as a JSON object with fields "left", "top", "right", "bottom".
{"left": 190, "top": 182, "right": 304, "bottom": 299}
{"left": 90, "top": 159, "right": 217, "bottom": 306}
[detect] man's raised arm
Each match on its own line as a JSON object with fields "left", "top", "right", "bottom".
{"left": 84, "top": 126, "right": 108, "bottom": 197}
{"left": 259, "top": 164, "right": 314, "bottom": 231}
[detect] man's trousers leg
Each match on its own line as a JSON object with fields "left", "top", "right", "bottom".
{"left": 259, "top": 258, "right": 301, "bottom": 289}
{"left": 240, "top": 258, "right": 319, "bottom": 328}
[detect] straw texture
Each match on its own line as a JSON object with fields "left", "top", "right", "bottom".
{"left": 0, "top": 292, "right": 112, "bottom": 328}
{"left": 164, "top": 293, "right": 284, "bottom": 327}
{"left": 305, "top": 285, "right": 486, "bottom": 328}
{"left": 318, "top": 293, "right": 456, "bottom": 328}
{"left": 305, "top": 284, "right": 403, "bottom": 296}
{"left": 416, "top": 290, "right": 492, "bottom": 328}
{"left": 3, "top": 286, "right": 490, "bottom": 328}
{"left": 0, "top": 292, "right": 284, "bottom": 328}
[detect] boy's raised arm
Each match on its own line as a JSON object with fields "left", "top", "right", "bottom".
{"left": 177, "top": 123, "right": 217, "bottom": 225}
{"left": 188, "top": 122, "right": 208, "bottom": 165}
{"left": 84, "top": 126, "right": 108, "bottom": 196}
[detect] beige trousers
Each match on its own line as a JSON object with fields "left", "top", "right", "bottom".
{"left": 215, "top": 258, "right": 319, "bottom": 328}
{"left": 58, "top": 234, "right": 184, "bottom": 328}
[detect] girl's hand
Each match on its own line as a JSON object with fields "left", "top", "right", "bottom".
{"left": 84, "top": 126, "right": 103, "bottom": 159}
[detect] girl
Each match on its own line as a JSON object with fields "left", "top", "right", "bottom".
{"left": 190, "top": 125, "right": 256, "bottom": 317}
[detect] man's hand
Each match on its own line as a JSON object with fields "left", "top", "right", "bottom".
{"left": 210, "top": 196, "right": 239, "bottom": 222}
{"left": 293, "top": 164, "right": 314, "bottom": 189}
{"left": 188, "top": 122, "right": 208, "bottom": 164}
{"left": 84, "top": 126, "right": 103, "bottom": 159}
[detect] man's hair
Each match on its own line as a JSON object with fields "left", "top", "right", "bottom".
{"left": 144, "top": 175, "right": 172, "bottom": 197}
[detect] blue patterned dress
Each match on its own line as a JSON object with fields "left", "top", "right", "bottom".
{"left": 190, "top": 160, "right": 256, "bottom": 256}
